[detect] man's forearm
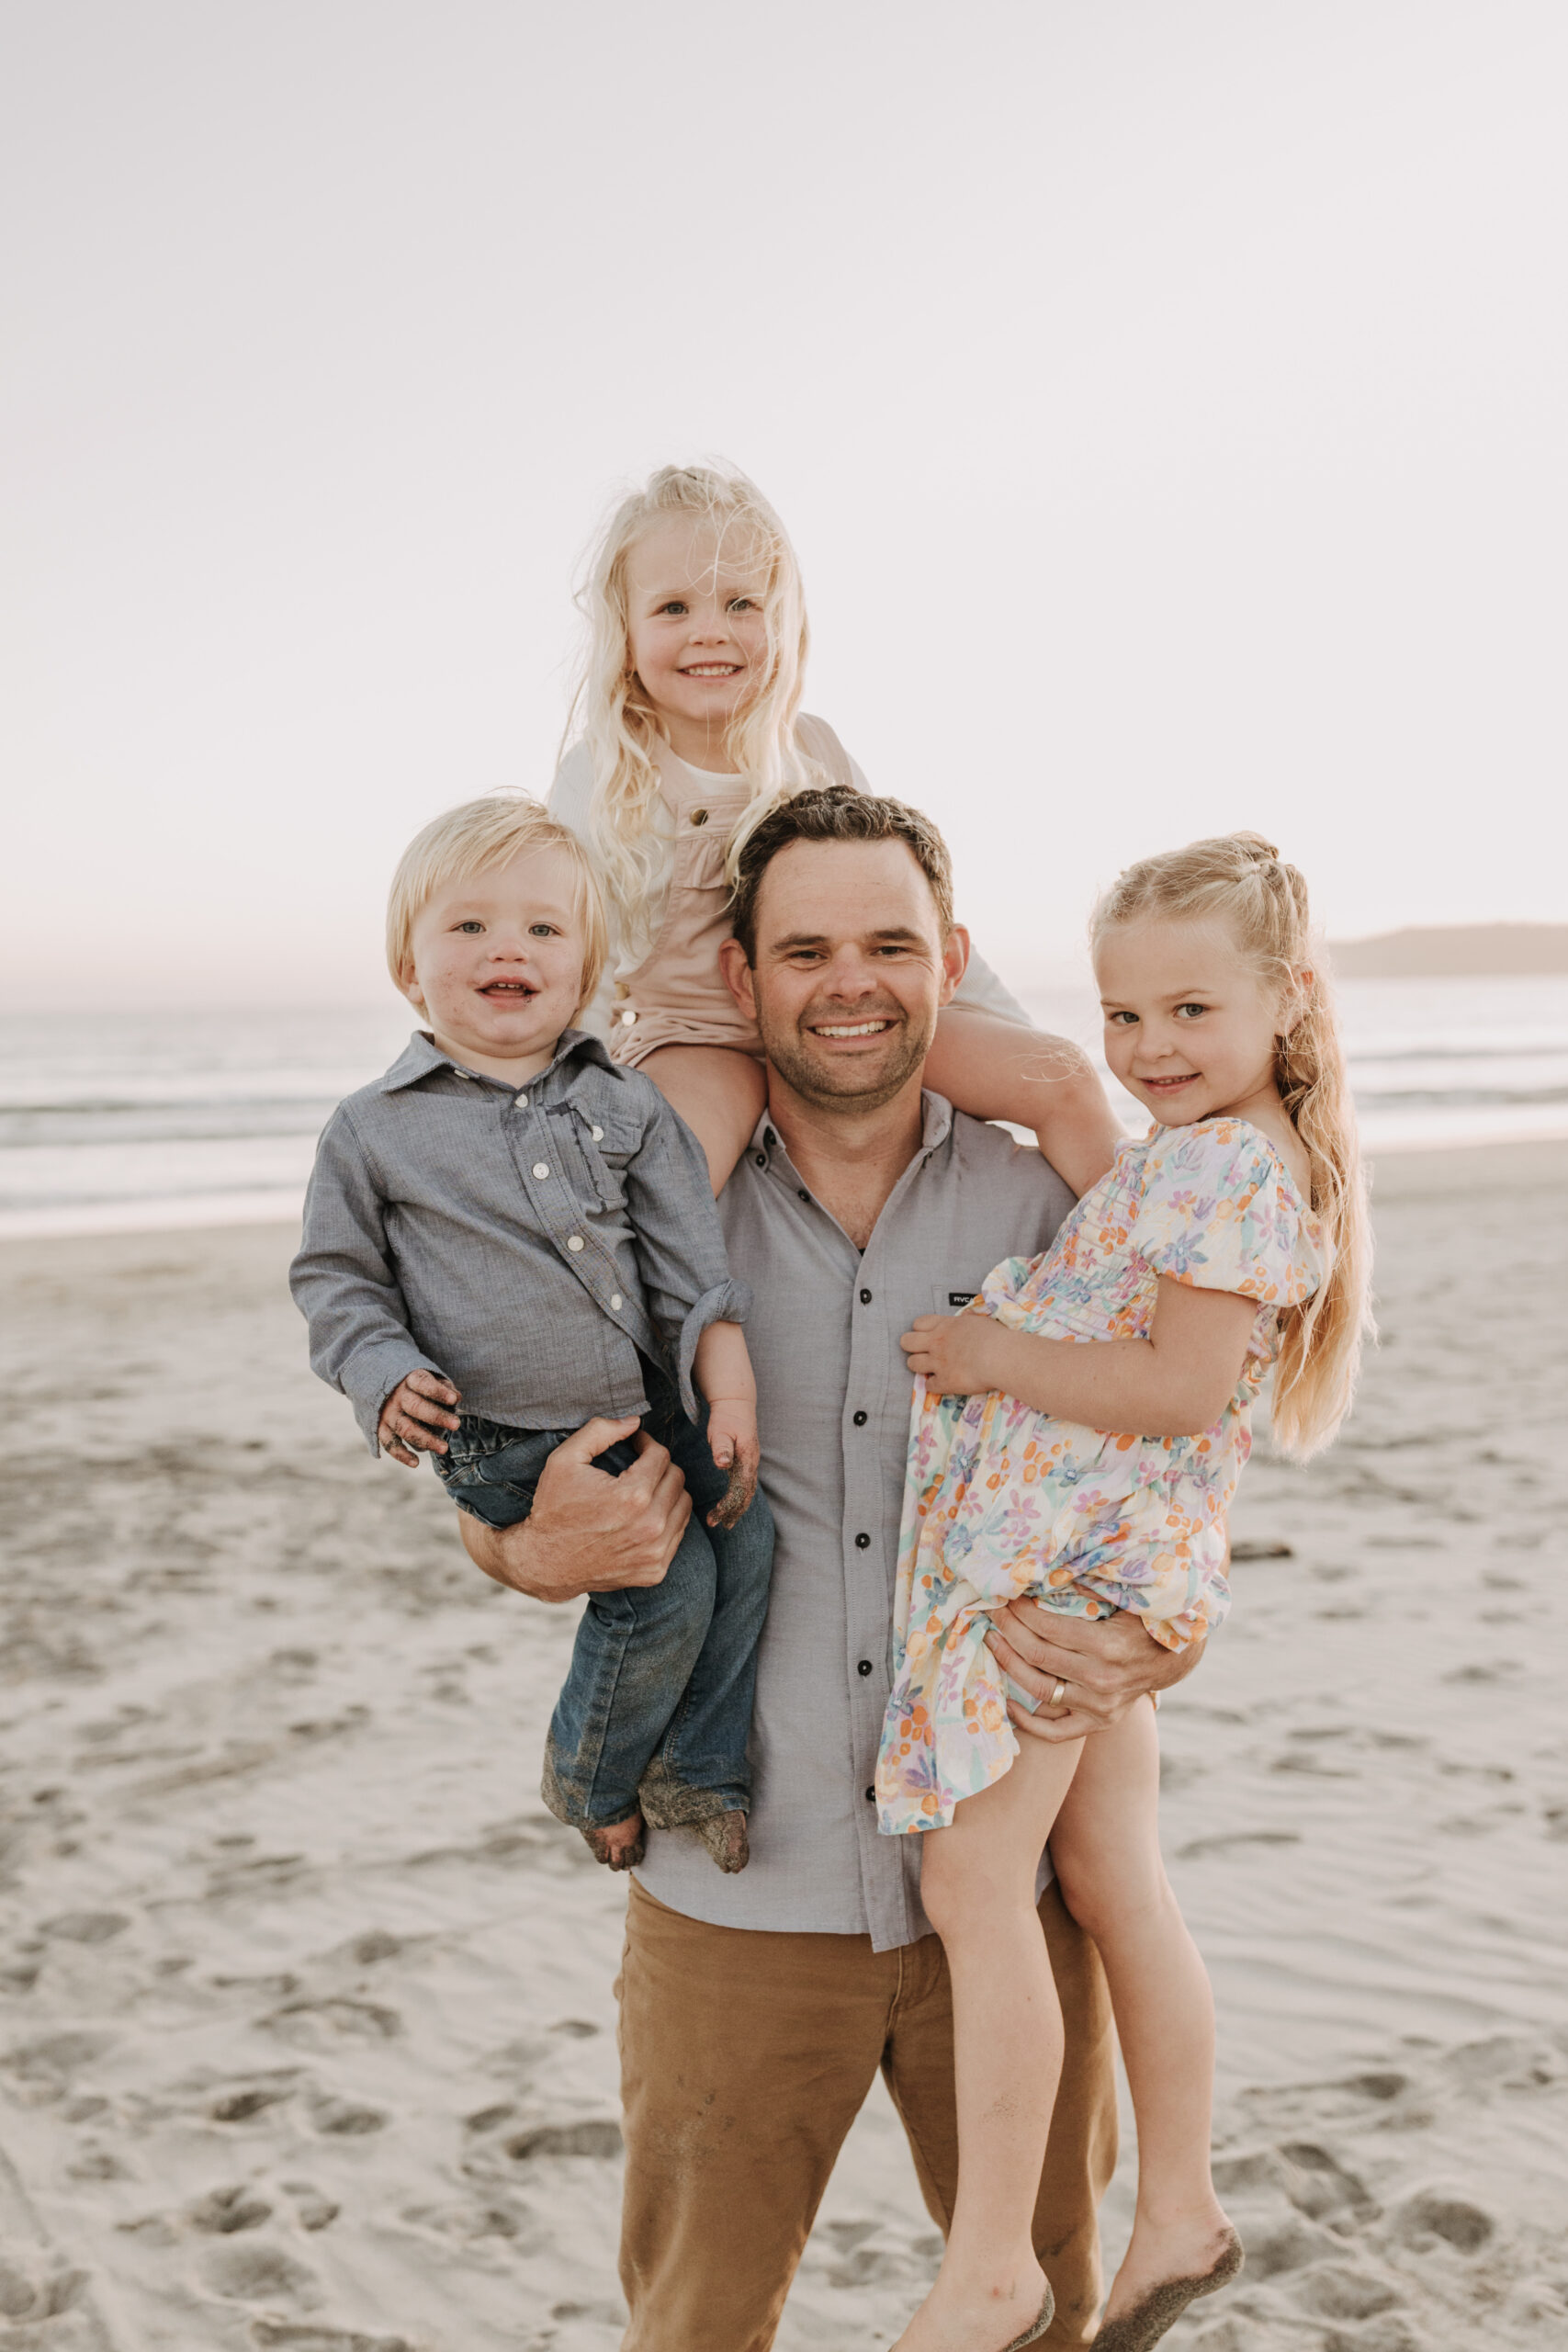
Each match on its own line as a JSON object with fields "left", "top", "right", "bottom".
{"left": 459, "top": 1511, "right": 581, "bottom": 1601}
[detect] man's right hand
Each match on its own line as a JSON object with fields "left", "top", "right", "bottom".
{"left": 457, "top": 1415, "right": 693, "bottom": 1603}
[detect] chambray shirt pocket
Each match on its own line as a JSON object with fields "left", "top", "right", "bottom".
{"left": 565, "top": 1099, "right": 643, "bottom": 1212}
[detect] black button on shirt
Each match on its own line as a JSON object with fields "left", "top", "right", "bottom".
{"left": 859, "top": 1287, "right": 873, "bottom": 1304}
{"left": 852, "top": 1409, "right": 867, "bottom": 1427}
{"left": 857, "top": 1659, "right": 874, "bottom": 1677}
{"left": 854, "top": 1532, "right": 870, "bottom": 1549}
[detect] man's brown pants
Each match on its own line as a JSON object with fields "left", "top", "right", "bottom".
{"left": 616, "top": 1878, "right": 1119, "bottom": 2350}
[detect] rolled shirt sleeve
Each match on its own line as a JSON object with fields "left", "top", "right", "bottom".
{"left": 290, "top": 1107, "right": 453, "bottom": 1453}
{"left": 621, "top": 1099, "right": 752, "bottom": 1421}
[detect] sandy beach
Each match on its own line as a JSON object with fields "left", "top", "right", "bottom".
{"left": 0, "top": 1139, "right": 1564, "bottom": 2352}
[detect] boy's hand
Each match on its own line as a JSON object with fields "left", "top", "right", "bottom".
{"left": 378, "top": 1370, "right": 461, "bottom": 1467}
{"left": 705, "top": 1398, "right": 760, "bottom": 1530}
{"left": 899, "top": 1312, "right": 999, "bottom": 1398}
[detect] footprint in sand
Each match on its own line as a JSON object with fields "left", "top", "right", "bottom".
{"left": 39, "top": 1911, "right": 131, "bottom": 1946}
{"left": 1241, "top": 2213, "right": 1345, "bottom": 2279}
{"left": 398, "top": 2195, "right": 539, "bottom": 2247}
{"left": 208, "top": 2073, "right": 302, "bottom": 2122}
{"left": 199, "top": 2238, "right": 322, "bottom": 2309}
{"left": 186, "top": 2185, "right": 274, "bottom": 2234}
{"left": 0, "top": 2028, "right": 115, "bottom": 2102}
{"left": 1213, "top": 2139, "right": 1380, "bottom": 2232}
{"left": 263, "top": 1996, "right": 403, "bottom": 2049}
{"left": 1391, "top": 2190, "right": 1495, "bottom": 2255}
{"left": 463, "top": 2103, "right": 516, "bottom": 2134}
{"left": 279, "top": 2182, "right": 340, "bottom": 2233}
{"left": 0, "top": 2249, "right": 92, "bottom": 2325}
{"left": 308, "top": 2094, "right": 389, "bottom": 2137}
{"left": 1291, "top": 2263, "right": 1404, "bottom": 2320}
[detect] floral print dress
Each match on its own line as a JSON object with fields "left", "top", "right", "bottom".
{"left": 875, "top": 1118, "right": 1324, "bottom": 1835}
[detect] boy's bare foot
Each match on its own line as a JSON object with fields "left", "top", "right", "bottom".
{"left": 892, "top": 2259, "right": 1051, "bottom": 2351}
{"left": 1091, "top": 2212, "right": 1241, "bottom": 2350}
{"left": 694, "top": 1810, "right": 750, "bottom": 1872}
{"left": 581, "top": 1812, "right": 645, "bottom": 1871}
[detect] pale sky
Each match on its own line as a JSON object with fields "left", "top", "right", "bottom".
{"left": 5, "top": 2, "right": 1565, "bottom": 1009}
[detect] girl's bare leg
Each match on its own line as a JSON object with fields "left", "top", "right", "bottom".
{"left": 895, "top": 1733, "right": 1084, "bottom": 2352}
{"left": 639, "top": 1045, "right": 768, "bottom": 1193}
{"left": 1048, "top": 1702, "right": 1234, "bottom": 2323}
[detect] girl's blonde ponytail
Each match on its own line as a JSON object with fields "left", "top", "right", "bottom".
{"left": 1093, "top": 832, "right": 1374, "bottom": 1457}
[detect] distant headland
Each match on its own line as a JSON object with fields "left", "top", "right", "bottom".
{"left": 1326, "top": 923, "right": 1568, "bottom": 978}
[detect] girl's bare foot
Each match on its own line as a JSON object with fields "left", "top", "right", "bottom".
{"left": 893, "top": 2258, "right": 1051, "bottom": 2352}
{"left": 1092, "top": 2210, "right": 1241, "bottom": 2350}
{"left": 581, "top": 1812, "right": 645, "bottom": 1871}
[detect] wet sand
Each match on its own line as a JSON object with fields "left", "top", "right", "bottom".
{"left": 0, "top": 1139, "right": 1563, "bottom": 2349}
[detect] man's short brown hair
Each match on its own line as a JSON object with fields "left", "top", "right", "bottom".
{"left": 728, "top": 786, "right": 955, "bottom": 965}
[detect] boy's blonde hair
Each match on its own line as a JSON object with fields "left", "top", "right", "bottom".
{"left": 564, "top": 462, "right": 825, "bottom": 959}
{"left": 1091, "top": 830, "right": 1374, "bottom": 1460}
{"left": 387, "top": 796, "right": 608, "bottom": 1013}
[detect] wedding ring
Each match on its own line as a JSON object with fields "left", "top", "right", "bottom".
{"left": 1048, "top": 1678, "right": 1068, "bottom": 1712}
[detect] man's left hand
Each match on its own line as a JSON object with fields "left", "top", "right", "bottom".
{"left": 987, "top": 1598, "right": 1203, "bottom": 1743}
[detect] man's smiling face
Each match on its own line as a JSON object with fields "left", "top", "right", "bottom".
{"left": 725, "top": 839, "right": 966, "bottom": 1112}
{"left": 401, "top": 845, "right": 588, "bottom": 1080}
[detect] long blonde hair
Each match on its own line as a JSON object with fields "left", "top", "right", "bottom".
{"left": 563, "top": 463, "right": 822, "bottom": 956}
{"left": 1092, "top": 831, "right": 1373, "bottom": 1458}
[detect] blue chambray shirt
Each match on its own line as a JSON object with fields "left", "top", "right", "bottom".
{"left": 290, "top": 1028, "right": 749, "bottom": 1451}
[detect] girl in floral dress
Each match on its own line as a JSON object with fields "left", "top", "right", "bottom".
{"left": 547, "top": 461, "right": 1122, "bottom": 1195}
{"left": 877, "top": 834, "right": 1373, "bottom": 2352}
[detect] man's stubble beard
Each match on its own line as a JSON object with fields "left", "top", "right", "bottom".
{"left": 754, "top": 1000, "right": 938, "bottom": 1114}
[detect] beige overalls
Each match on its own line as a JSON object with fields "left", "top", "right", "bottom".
{"left": 608, "top": 717, "right": 856, "bottom": 1069}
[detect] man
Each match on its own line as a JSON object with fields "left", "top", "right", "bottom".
{"left": 460, "top": 788, "right": 1202, "bottom": 2348}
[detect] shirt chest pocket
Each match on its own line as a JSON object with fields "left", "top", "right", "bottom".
{"left": 569, "top": 1102, "right": 643, "bottom": 1212}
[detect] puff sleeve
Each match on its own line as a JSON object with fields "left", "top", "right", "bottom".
{"left": 1131, "top": 1122, "right": 1324, "bottom": 1314}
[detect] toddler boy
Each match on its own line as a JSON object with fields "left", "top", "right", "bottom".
{"left": 290, "top": 796, "right": 771, "bottom": 1872}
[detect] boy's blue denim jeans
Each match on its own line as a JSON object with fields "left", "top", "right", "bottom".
{"left": 433, "top": 1358, "right": 773, "bottom": 1833}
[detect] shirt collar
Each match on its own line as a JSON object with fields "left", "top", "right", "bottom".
{"left": 374, "top": 1025, "right": 621, "bottom": 1094}
{"left": 742, "top": 1087, "right": 956, "bottom": 1171}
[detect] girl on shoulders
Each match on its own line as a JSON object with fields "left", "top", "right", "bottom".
{"left": 548, "top": 463, "right": 1122, "bottom": 1193}
{"left": 880, "top": 833, "right": 1372, "bottom": 2351}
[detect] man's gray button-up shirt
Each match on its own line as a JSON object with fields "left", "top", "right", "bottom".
{"left": 290, "top": 1028, "right": 749, "bottom": 1448}
{"left": 636, "top": 1094, "right": 1076, "bottom": 1954}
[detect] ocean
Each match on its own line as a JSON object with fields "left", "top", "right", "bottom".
{"left": 3, "top": 977, "right": 1565, "bottom": 1239}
